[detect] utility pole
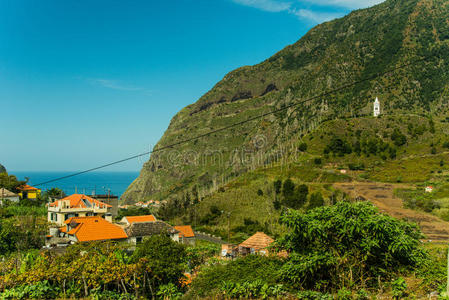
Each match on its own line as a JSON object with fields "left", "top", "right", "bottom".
{"left": 227, "top": 212, "right": 231, "bottom": 243}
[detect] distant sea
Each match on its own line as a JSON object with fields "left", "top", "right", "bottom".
{"left": 12, "top": 171, "right": 139, "bottom": 198}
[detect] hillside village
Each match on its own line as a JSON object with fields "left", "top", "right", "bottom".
{"left": 2, "top": 95, "right": 449, "bottom": 298}
{"left": 3, "top": 0, "right": 449, "bottom": 298}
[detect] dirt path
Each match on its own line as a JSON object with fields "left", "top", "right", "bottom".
{"left": 334, "top": 182, "right": 449, "bottom": 242}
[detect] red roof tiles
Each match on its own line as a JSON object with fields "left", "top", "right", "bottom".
{"left": 17, "top": 184, "right": 39, "bottom": 191}
{"left": 124, "top": 215, "right": 156, "bottom": 224}
{"left": 63, "top": 216, "right": 127, "bottom": 242}
{"left": 49, "top": 194, "right": 111, "bottom": 209}
{"left": 174, "top": 225, "right": 195, "bottom": 238}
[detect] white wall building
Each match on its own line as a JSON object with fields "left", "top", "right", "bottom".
{"left": 373, "top": 97, "right": 381, "bottom": 117}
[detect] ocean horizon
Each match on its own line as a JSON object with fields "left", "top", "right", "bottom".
{"left": 11, "top": 171, "right": 140, "bottom": 198}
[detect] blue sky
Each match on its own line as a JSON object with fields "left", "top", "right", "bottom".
{"left": 1, "top": 0, "right": 383, "bottom": 172}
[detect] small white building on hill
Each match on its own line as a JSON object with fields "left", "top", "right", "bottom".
{"left": 373, "top": 97, "right": 381, "bottom": 117}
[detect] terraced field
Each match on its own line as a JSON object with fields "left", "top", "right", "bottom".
{"left": 335, "top": 182, "right": 449, "bottom": 242}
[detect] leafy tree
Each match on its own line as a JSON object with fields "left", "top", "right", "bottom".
{"left": 324, "top": 137, "right": 352, "bottom": 156}
{"left": 389, "top": 146, "right": 397, "bottom": 159}
{"left": 276, "top": 202, "right": 426, "bottom": 290}
{"left": 391, "top": 128, "right": 407, "bottom": 146}
{"left": 132, "top": 235, "right": 187, "bottom": 290}
{"left": 188, "top": 255, "right": 283, "bottom": 298}
{"left": 391, "top": 277, "right": 407, "bottom": 299}
{"left": 273, "top": 180, "right": 282, "bottom": 195}
{"left": 294, "top": 184, "right": 309, "bottom": 209}
{"left": 183, "top": 192, "right": 191, "bottom": 209}
{"left": 191, "top": 185, "right": 199, "bottom": 205}
{"left": 44, "top": 188, "right": 65, "bottom": 199}
{"left": 298, "top": 142, "right": 308, "bottom": 152}
{"left": 0, "top": 172, "right": 27, "bottom": 193}
{"left": 353, "top": 140, "right": 361, "bottom": 155}
{"left": 429, "top": 118, "right": 435, "bottom": 134}
{"left": 281, "top": 179, "right": 295, "bottom": 203}
{"left": 186, "top": 242, "right": 219, "bottom": 271}
{"left": 308, "top": 192, "right": 324, "bottom": 210}
{"left": 366, "top": 137, "right": 379, "bottom": 154}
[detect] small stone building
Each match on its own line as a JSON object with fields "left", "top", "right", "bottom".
{"left": 125, "top": 220, "right": 179, "bottom": 244}
{"left": 0, "top": 188, "right": 19, "bottom": 204}
{"left": 238, "top": 232, "right": 274, "bottom": 256}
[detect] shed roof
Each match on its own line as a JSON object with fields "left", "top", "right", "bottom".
{"left": 124, "top": 215, "right": 156, "bottom": 224}
{"left": 17, "top": 184, "right": 39, "bottom": 191}
{"left": 239, "top": 232, "right": 274, "bottom": 250}
{"left": 174, "top": 225, "right": 195, "bottom": 238}
{"left": 125, "top": 221, "right": 178, "bottom": 237}
{"left": 0, "top": 188, "right": 18, "bottom": 197}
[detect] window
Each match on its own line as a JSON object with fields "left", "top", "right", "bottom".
{"left": 136, "top": 237, "right": 142, "bottom": 243}
{"left": 82, "top": 199, "right": 92, "bottom": 208}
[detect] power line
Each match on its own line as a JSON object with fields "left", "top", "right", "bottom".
{"left": 34, "top": 55, "right": 432, "bottom": 187}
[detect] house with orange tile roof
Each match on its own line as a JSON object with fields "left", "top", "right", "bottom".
{"left": 120, "top": 215, "right": 157, "bottom": 225}
{"left": 238, "top": 232, "right": 274, "bottom": 256}
{"left": 174, "top": 225, "right": 196, "bottom": 245}
{"left": 47, "top": 194, "right": 112, "bottom": 226}
{"left": 17, "top": 184, "right": 41, "bottom": 200}
{"left": 59, "top": 216, "right": 127, "bottom": 243}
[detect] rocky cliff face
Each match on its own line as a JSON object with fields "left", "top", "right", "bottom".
{"left": 0, "top": 164, "right": 6, "bottom": 173}
{"left": 122, "top": 0, "right": 449, "bottom": 203}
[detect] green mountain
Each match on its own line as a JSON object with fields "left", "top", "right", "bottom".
{"left": 0, "top": 164, "right": 6, "bottom": 174}
{"left": 122, "top": 0, "right": 449, "bottom": 204}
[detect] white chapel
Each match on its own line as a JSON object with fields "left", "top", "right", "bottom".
{"left": 373, "top": 97, "right": 380, "bottom": 117}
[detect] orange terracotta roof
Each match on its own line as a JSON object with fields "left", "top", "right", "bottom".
{"left": 59, "top": 226, "right": 67, "bottom": 233}
{"left": 125, "top": 215, "right": 156, "bottom": 224}
{"left": 49, "top": 194, "right": 111, "bottom": 209}
{"left": 17, "top": 184, "right": 39, "bottom": 191}
{"left": 174, "top": 225, "right": 195, "bottom": 238}
{"left": 63, "top": 216, "right": 127, "bottom": 242}
{"left": 239, "top": 232, "right": 274, "bottom": 250}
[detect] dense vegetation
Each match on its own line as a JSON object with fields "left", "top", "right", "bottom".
{"left": 277, "top": 202, "right": 426, "bottom": 290}
{"left": 186, "top": 201, "right": 441, "bottom": 299}
{"left": 0, "top": 236, "right": 219, "bottom": 299}
{"left": 0, "top": 172, "right": 27, "bottom": 194}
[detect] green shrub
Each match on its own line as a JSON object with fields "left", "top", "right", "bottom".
{"left": 277, "top": 202, "right": 427, "bottom": 290}
{"left": 297, "top": 290, "right": 332, "bottom": 299}
{"left": 298, "top": 142, "right": 308, "bottom": 152}
{"left": 188, "top": 255, "right": 284, "bottom": 297}
{"left": 391, "top": 277, "right": 407, "bottom": 299}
